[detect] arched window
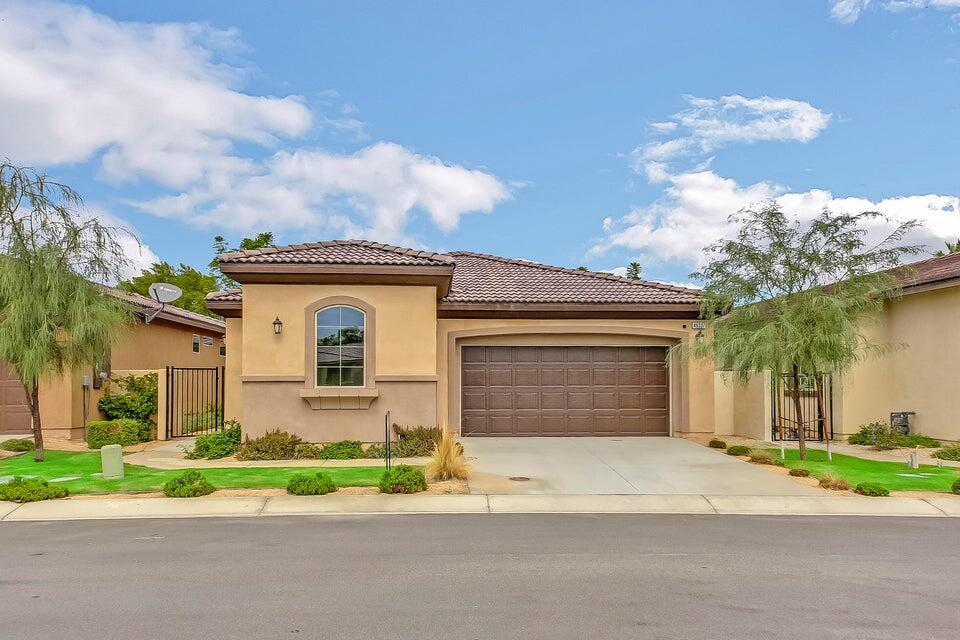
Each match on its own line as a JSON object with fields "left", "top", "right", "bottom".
{"left": 316, "top": 305, "right": 365, "bottom": 386}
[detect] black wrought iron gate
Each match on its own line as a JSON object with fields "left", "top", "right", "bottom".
{"left": 771, "top": 373, "right": 833, "bottom": 441}
{"left": 165, "top": 366, "right": 225, "bottom": 438}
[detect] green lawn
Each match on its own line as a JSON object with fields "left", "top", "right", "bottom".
{"left": 772, "top": 448, "right": 960, "bottom": 492}
{"left": 0, "top": 450, "right": 385, "bottom": 495}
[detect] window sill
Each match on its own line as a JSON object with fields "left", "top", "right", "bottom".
{"left": 299, "top": 387, "right": 379, "bottom": 410}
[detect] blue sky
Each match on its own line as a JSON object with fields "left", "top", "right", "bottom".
{"left": 1, "top": 0, "right": 958, "bottom": 285}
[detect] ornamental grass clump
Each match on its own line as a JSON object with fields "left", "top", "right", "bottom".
{"left": 818, "top": 473, "right": 851, "bottom": 491}
{"left": 426, "top": 429, "right": 470, "bottom": 481}
{"left": 789, "top": 467, "right": 811, "bottom": 478}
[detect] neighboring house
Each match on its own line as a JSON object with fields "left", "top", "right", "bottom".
{"left": 716, "top": 251, "right": 960, "bottom": 443}
{"left": 206, "top": 240, "right": 715, "bottom": 442}
{"left": 0, "top": 288, "right": 225, "bottom": 439}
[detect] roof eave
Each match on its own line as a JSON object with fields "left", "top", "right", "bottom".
{"left": 436, "top": 301, "right": 702, "bottom": 320}
{"left": 218, "top": 262, "right": 454, "bottom": 297}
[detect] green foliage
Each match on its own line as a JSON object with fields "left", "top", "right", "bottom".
{"left": 708, "top": 439, "right": 727, "bottom": 449}
{"left": 934, "top": 239, "right": 960, "bottom": 257}
{"left": 293, "top": 443, "right": 323, "bottom": 459}
{"left": 286, "top": 472, "right": 337, "bottom": 496}
{"left": 0, "top": 477, "right": 68, "bottom": 502}
{"left": 185, "top": 422, "right": 241, "bottom": 460}
{"left": 789, "top": 467, "right": 811, "bottom": 477}
{"left": 364, "top": 443, "right": 387, "bottom": 458}
{"left": 98, "top": 373, "right": 158, "bottom": 438}
{"left": 748, "top": 449, "right": 778, "bottom": 465}
{"left": 209, "top": 232, "right": 274, "bottom": 289}
{"left": 726, "top": 445, "right": 750, "bottom": 456}
{"left": 236, "top": 429, "right": 303, "bottom": 461}
{"left": 392, "top": 424, "right": 442, "bottom": 457}
{"left": 952, "top": 478, "right": 960, "bottom": 495}
{"left": 318, "top": 440, "right": 365, "bottom": 460}
{"left": 86, "top": 419, "right": 144, "bottom": 449}
{"left": 848, "top": 421, "right": 940, "bottom": 449}
{"left": 180, "top": 404, "right": 224, "bottom": 434}
{"left": 379, "top": 465, "right": 428, "bottom": 494}
{"left": 0, "top": 438, "right": 35, "bottom": 452}
{"left": 0, "top": 163, "right": 135, "bottom": 459}
{"left": 933, "top": 447, "right": 960, "bottom": 461}
{"left": 855, "top": 482, "right": 890, "bottom": 497}
{"left": 162, "top": 470, "right": 216, "bottom": 498}
{"left": 625, "top": 261, "right": 642, "bottom": 280}
{"left": 118, "top": 262, "right": 220, "bottom": 318}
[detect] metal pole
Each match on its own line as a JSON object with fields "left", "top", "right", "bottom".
{"left": 384, "top": 410, "right": 391, "bottom": 471}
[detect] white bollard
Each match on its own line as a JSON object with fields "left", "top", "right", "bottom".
{"left": 101, "top": 444, "right": 124, "bottom": 479}
{"left": 909, "top": 449, "right": 920, "bottom": 470}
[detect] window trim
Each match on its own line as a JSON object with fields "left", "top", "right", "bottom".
{"left": 314, "top": 304, "right": 366, "bottom": 388}
{"left": 303, "top": 295, "right": 376, "bottom": 391}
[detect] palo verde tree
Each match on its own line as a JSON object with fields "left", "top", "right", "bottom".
{"left": 690, "top": 203, "right": 920, "bottom": 459}
{"left": 0, "top": 163, "right": 134, "bottom": 461}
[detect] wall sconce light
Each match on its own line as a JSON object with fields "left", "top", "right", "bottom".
{"left": 272, "top": 316, "right": 283, "bottom": 335}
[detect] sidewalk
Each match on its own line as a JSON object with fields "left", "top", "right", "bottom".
{"left": 3, "top": 493, "right": 959, "bottom": 521}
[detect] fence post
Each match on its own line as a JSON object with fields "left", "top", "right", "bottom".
{"left": 156, "top": 368, "right": 168, "bottom": 441}
{"left": 384, "top": 410, "right": 391, "bottom": 471}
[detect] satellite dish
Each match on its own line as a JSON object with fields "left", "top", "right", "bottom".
{"left": 143, "top": 282, "right": 183, "bottom": 324}
{"left": 149, "top": 282, "right": 183, "bottom": 304}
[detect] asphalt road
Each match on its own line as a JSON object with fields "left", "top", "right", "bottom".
{"left": 1, "top": 515, "right": 958, "bottom": 640}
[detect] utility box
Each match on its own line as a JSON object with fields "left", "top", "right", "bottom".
{"left": 890, "top": 411, "right": 915, "bottom": 435}
{"left": 101, "top": 444, "right": 124, "bottom": 479}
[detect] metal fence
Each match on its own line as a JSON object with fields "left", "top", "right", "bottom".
{"left": 771, "top": 373, "right": 833, "bottom": 442}
{"left": 165, "top": 366, "right": 225, "bottom": 438}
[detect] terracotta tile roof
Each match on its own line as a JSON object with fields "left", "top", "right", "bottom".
{"left": 217, "top": 239, "right": 455, "bottom": 267}
{"left": 442, "top": 252, "right": 701, "bottom": 304}
{"left": 107, "top": 288, "right": 225, "bottom": 333}
{"left": 892, "top": 251, "right": 960, "bottom": 290}
{"left": 205, "top": 288, "right": 242, "bottom": 302}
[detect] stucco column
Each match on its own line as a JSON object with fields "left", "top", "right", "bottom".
{"left": 155, "top": 368, "right": 168, "bottom": 441}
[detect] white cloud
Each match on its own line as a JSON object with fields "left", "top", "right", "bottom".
{"left": 0, "top": 1, "right": 508, "bottom": 247}
{"left": 830, "top": 0, "right": 960, "bottom": 22}
{"left": 592, "top": 167, "right": 960, "bottom": 267}
{"left": 0, "top": 1, "right": 312, "bottom": 189}
{"left": 83, "top": 207, "right": 161, "bottom": 281}
{"left": 634, "top": 95, "right": 831, "bottom": 168}
{"left": 137, "top": 142, "right": 510, "bottom": 242}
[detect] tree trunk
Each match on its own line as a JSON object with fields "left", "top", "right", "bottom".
{"left": 791, "top": 364, "right": 806, "bottom": 461}
{"left": 815, "top": 375, "right": 831, "bottom": 461}
{"left": 28, "top": 382, "right": 44, "bottom": 462}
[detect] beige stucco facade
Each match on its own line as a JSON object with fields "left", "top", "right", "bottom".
{"left": 222, "top": 281, "right": 716, "bottom": 442}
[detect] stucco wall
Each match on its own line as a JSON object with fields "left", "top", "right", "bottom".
{"left": 224, "top": 317, "right": 243, "bottom": 422}
{"left": 836, "top": 286, "right": 960, "bottom": 441}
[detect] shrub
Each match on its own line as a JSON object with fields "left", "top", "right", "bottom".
{"left": 379, "top": 465, "right": 428, "bottom": 494}
{"left": 426, "top": 430, "right": 470, "bottom": 481}
{"left": 364, "top": 442, "right": 387, "bottom": 458}
{"left": 899, "top": 434, "right": 941, "bottom": 448}
{"left": 97, "top": 372, "right": 158, "bottom": 440}
{"left": 86, "top": 419, "right": 143, "bottom": 449}
{"left": 293, "top": 443, "right": 323, "bottom": 460}
{"left": 317, "top": 440, "right": 364, "bottom": 460}
{"left": 0, "top": 477, "right": 68, "bottom": 502}
{"left": 855, "top": 482, "right": 890, "bottom": 497}
{"left": 185, "top": 422, "right": 241, "bottom": 460}
{"left": 789, "top": 467, "right": 811, "bottom": 477}
{"left": 0, "top": 438, "right": 35, "bottom": 452}
{"left": 236, "top": 429, "right": 303, "bottom": 461}
{"left": 848, "top": 421, "right": 939, "bottom": 450}
{"left": 162, "top": 470, "right": 215, "bottom": 498}
{"left": 933, "top": 447, "right": 960, "bottom": 462}
{"left": 952, "top": 477, "right": 960, "bottom": 495}
{"left": 392, "top": 424, "right": 442, "bottom": 458}
{"left": 726, "top": 445, "right": 750, "bottom": 456}
{"left": 180, "top": 405, "right": 224, "bottom": 435}
{"left": 819, "top": 473, "right": 851, "bottom": 491}
{"left": 286, "top": 472, "right": 337, "bottom": 496}
{"left": 747, "top": 448, "right": 777, "bottom": 465}
{"left": 708, "top": 439, "right": 727, "bottom": 449}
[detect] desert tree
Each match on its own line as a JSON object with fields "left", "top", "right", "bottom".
{"left": 626, "top": 261, "right": 642, "bottom": 280}
{"left": 690, "top": 203, "right": 920, "bottom": 459}
{"left": 0, "top": 163, "right": 134, "bottom": 461}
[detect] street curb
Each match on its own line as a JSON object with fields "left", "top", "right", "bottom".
{"left": 2, "top": 493, "right": 960, "bottom": 521}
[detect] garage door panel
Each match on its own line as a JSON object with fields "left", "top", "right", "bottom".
{"left": 0, "top": 361, "right": 31, "bottom": 435}
{"left": 460, "top": 346, "right": 670, "bottom": 437}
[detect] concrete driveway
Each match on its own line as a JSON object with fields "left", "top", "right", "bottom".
{"left": 463, "top": 437, "right": 820, "bottom": 496}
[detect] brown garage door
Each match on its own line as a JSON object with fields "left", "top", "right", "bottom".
{"left": 461, "top": 345, "right": 669, "bottom": 436}
{"left": 0, "top": 362, "right": 31, "bottom": 435}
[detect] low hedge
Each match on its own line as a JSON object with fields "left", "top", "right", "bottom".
{"left": 162, "top": 470, "right": 216, "bottom": 498}
{"left": 855, "top": 482, "right": 890, "bottom": 497}
{"left": 236, "top": 429, "right": 302, "bottom": 461}
{"left": 364, "top": 443, "right": 387, "bottom": 459}
{"left": 287, "top": 472, "right": 337, "bottom": 496}
{"left": 726, "top": 445, "right": 750, "bottom": 456}
{"left": 86, "top": 419, "right": 144, "bottom": 449}
{"left": 0, "top": 477, "right": 68, "bottom": 502}
{"left": 379, "top": 465, "right": 427, "bottom": 494}
{"left": 318, "top": 440, "right": 364, "bottom": 460}
{"left": 186, "top": 422, "right": 241, "bottom": 460}
{"left": 952, "top": 478, "right": 960, "bottom": 496}
{"left": 0, "top": 438, "right": 35, "bottom": 452}
{"left": 708, "top": 439, "right": 727, "bottom": 449}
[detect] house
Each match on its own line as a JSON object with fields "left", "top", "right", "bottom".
{"left": 0, "top": 288, "right": 226, "bottom": 439}
{"left": 205, "top": 240, "right": 716, "bottom": 442}
{"left": 715, "top": 251, "right": 960, "bottom": 443}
